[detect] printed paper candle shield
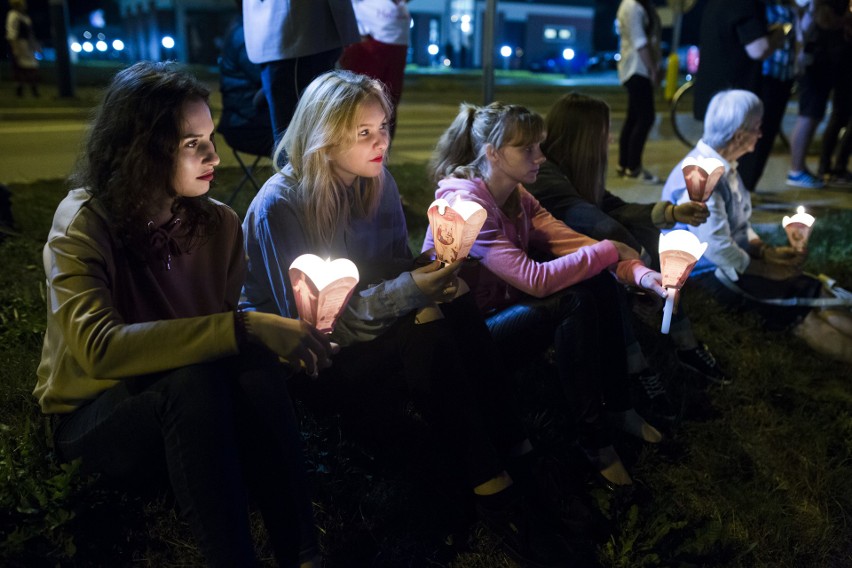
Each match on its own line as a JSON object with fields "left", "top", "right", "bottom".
{"left": 782, "top": 206, "right": 816, "bottom": 252}
{"left": 682, "top": 156, "right": 725, "bottom": 202}
{"left": 428, "top": 198, "right": 487, "bottom": 264}
{"left": 288, "top": 254, "right": 359, "bottom": 333}
{"left": 658, "top": 230, "right": 708, "bottom": 334}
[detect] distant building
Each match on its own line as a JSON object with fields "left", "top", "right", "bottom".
{"left": 115, "top": 0, "right": 233, "bottom": 65}
{"left": 108, "top": 0, "right": 597, "bottom": 72}
{"left": 408, "top": 0, "right": 595, "bottom": 73}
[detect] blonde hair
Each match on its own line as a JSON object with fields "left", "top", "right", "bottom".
{"left": 429, "top": 102, "right": 545, "bottom": 184}
{"left": 543, "top": 92, "right": 610, "bottom": 207}
{"left": 275, "top": 70, "right": 392, "bottom": 246}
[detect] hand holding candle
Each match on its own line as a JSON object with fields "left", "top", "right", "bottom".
{"left": 658, "top": 230, "right": 708, "bottom": 334}
{"left": 682, "top": 156, "right": 725, "bottom": 202}
{"left": 782, "top": 205, "right": 816, "bottom": 252}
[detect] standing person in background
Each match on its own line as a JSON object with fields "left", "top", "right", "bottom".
{"left": 814, "top": 0, "right": 852, "bottom": 187}
{"left": 615, "top": 0, "right": 662, "bottom": 184}
{"left": 340, "top": 0, "right": 411, "bottom": 140}
{"left": 37, "top": 61, "right": 334, "bottom": 567}
{"left": 5, "top": 0, "right": 40, "bottom": 98}
{"left": 243, "top": 0, "right": 360, "bottom": 143}
{"left": 692, "top": 0, "right": 785, "bottom": 125}
{"left": 786, "top": 0, "right": 850, "bottom": 189}
{"left": 737, "top": 0, "right": 798, "bottom": 192}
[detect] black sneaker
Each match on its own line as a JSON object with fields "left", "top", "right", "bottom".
{"left": 477, "top": 491, "right": 579, "bottom": 568}
{"left": 630, "top": 370, "right": 677, "bottom": 422}
{"left": 677, "top": 344, "right": 730, "bottom": 385}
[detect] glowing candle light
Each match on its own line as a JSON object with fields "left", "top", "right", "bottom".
{"left": 682, "top": 156, "right": 725, "bottom": 202}
{"left": 781, "top": 205, "right": 816, "bottom": 252}
{"left": 288, "top": 254, "right": 359, "bottom": 333}
{"left": 658, "top": 230, "right": 708, "bottom": 334}
{"left": 428, "top": 197, "right": 487, "bottom": 265}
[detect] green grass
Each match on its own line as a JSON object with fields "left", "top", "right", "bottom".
{"left": 2, "top": 165, "right": 852, "bottom": 567}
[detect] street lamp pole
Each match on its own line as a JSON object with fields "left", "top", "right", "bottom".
{"left": 48, "top": 0, "right": 75, "bottom": 98}
{"left": 482, "top": 0, "right": 496, "bottom": 104}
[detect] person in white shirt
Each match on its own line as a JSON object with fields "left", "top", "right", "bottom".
{"left": 615, "top": 0, "right": 661, "bottom": 184}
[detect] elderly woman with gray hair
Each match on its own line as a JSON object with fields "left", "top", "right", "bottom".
{"left": 662, "top": 89, "right": 852, "bottom": 364}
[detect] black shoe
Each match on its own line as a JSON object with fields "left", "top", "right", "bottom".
{"left": 477, "top": 490, "right": 581, "bottom": 568}
{"left": 630, "top": 370, "right": 677, "bottom": 421}
{"left": 677, "top": 343, "right": 730, "bottom": 385}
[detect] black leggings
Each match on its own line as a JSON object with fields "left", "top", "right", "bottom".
{"left": 619, "top": 74, "right": 656, "bottom": 171}
{"left": 54, "top": 349, "right": 315, "bottom": 568}
{"left": 486, "top": 273, "right": 631, "bottom": 450}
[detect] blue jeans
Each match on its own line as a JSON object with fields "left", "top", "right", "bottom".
{"left": 53, "top": 350, "right": 315, "bottom": 567}
{"left": 486, "top": 273, "right": 631, "bottom": 450}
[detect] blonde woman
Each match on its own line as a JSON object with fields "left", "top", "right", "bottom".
{"left": 241, "top": 70, "right": 579, "bottom": 567}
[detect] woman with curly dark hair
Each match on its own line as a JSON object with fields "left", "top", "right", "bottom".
{"left": 36, "top": 61, "right": 333, "bottom": 567}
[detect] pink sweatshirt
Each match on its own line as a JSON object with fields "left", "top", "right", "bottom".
{"left": 422, "top": 177, "right": 652, "bottom": 313}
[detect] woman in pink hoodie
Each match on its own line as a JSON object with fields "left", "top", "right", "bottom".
{"left": 424, "top": 102, "right": 667, "bottom": 490}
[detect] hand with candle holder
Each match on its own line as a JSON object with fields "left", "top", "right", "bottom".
{"left": 241, "top": 71, "right": 583, "bottom": 567}
{"left": 658, "top": 231, "right": 708, "bottom": 334}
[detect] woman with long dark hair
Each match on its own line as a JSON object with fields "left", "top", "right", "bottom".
{"left": 37, "top": 61, "right": 333, "bottom": 567}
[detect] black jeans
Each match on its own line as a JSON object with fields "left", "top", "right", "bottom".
{"left": 53, "top": 350, "right": 315, "bottom": 568}
{"left": 260, "top": 48, "right": 343, "bottom": 144}
{"left": 619, "top": 74, "right": 656, "bottom": 171}
{"left": 292, "top": 293, "right": 528, "bottom": 489}
{"left": 486, "top": 273, "right": 631, "bottom": 451}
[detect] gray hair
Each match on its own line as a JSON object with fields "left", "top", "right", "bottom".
{"left": 702, "top": 90, "right": 764, "bottom": 150}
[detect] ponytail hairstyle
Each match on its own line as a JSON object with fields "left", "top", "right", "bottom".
{"left": 72, "top": 60, "right": 217, "bottom": 253}
{"left": 542, "top": 92, "right": 610, "bottom": 207}
{"left": 429, "top": 102, "right": 545, "bottom": 184}
{"left": 276, "top": 70, "right": 392, "bottom": 247}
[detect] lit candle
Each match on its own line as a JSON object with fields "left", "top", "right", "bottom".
{"left": 682, "top": 156, "right": 725, "bottom": 202}
{"left": 428, "top": 196, "right": 487, "bottom": 265}
{"left": 289, "top": 254, "right": 359, "bottom": 333}
{"left": 781, "top": 206, "right": 816, "bottom": 252}
{"left": 658, "top": 230, "right": 708, "bottom": 334}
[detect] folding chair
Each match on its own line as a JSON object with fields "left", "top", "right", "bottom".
{"left": 227, "top": 146, "right": 269, "bottom": 205}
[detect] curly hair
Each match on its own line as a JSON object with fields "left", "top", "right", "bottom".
{"left": 71, "top": 60, "right": 219, "bottom": 253}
